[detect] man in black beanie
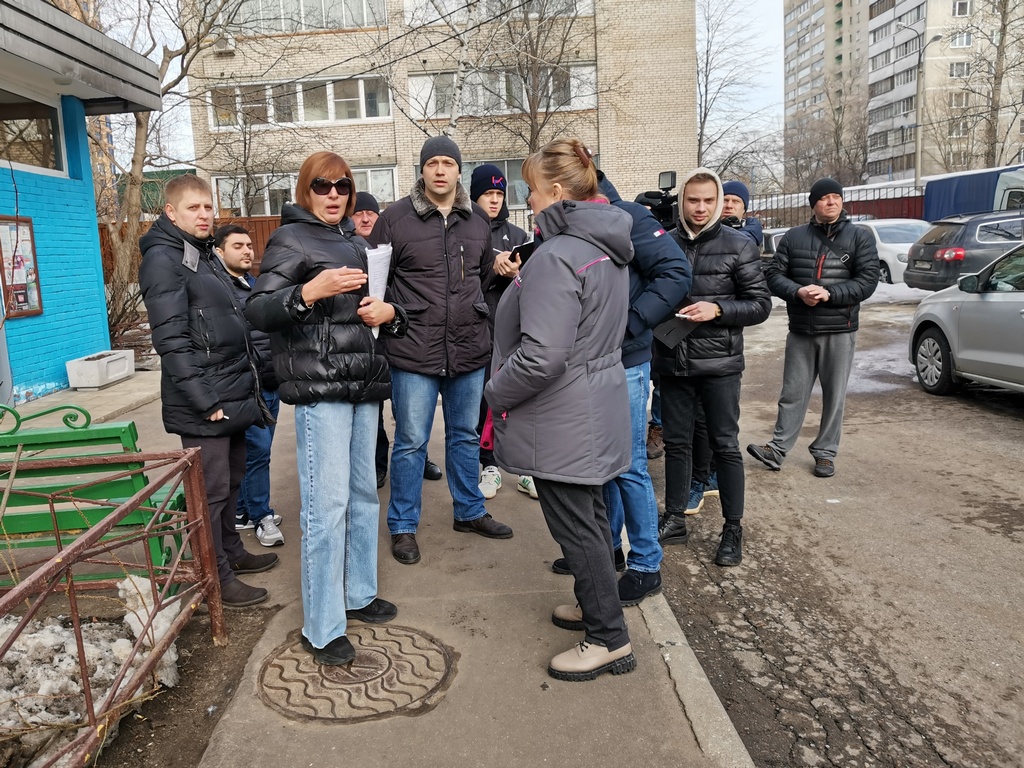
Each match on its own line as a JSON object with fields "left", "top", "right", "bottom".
{"left": 747, "top": 178, "right": 879, "bottom": 478}
{"left": 368, "top": 135, "right": 511, "bottom": 566}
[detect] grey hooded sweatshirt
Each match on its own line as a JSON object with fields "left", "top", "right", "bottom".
{"left": 485, "top": 200, "right": 635, "bottom": 484}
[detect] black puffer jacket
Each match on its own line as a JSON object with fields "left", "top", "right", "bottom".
{"left": 367, "top": 179, "right": 493, "bottom": 377}
{"left": 653, "top": 208, "right": 771, "bottom": 378}
{"left": 219, "top": 267, "right": 278, "bottom": 391}
{"left": 139, "top": 214, "right": 261, "bottom": 437}
{"left": 480, "top": 215, "right": 529, "bottom": 326}
{"left": 767, "top": 213, "right": 879, "bottom": 334}
{"left": 245, "top": 204, "right": 408, "bottom": 405}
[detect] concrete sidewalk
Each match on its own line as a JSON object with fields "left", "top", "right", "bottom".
{"left": 15, "top": 375, "right": 754, "bottom": 768}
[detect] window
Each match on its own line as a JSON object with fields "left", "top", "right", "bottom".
{"left": 949, "top": 149, "right": 968, "bottom": 167}
{"left": 229, "top": 0, "right": 384, "bottom": 33}
{"left": 897, "top": 2, "right": 926, "bottom": 25}
{"left": 949, "top": 62, "right": 971, "bottom": 78}
{"left": 948, "top": 120, "right": 968, "bottom": 137}
{"left": 949, "top": 91, "right": 970, "bottom": 109}
{"left": 869, "top": 0, "right": 895, "bottom": 20}
{"left": 0, "top": 88, "right": 63, "bottom": 172}
{"left": 870, "top": 22, "right": 892, "bottom": 44}
{"left": 894, "top": 95, "right": 916, "bottom": 116}
{"left": 977, "top": 219, "right": 1024, "bottom": 242}
{"left": 950, "top": 32, "right": 972, "bottom": 48}
{"left": 869, "top": 50, "right": 891, "bottom": 71}
{"left": 894, "top": 37, "right": 921, "bottom": 59}
{"left": 271, "top": 84, "right": 297, "bottom": 122}
{"left": 209, "top": 79, "right": 390, "bottom": 129}
{"left": 408, "top": 65, "right": 596, "bottom": 119}
{"left": 952, "top": 0, "right": 971, "bottom": 16}
{"left": 869, "top": 76, "right": 894, "bottom": 97}
{"left": 868, "top": 130, "right": 890, "bottom": 149}
{"left": 895, "top": 67, "right": 917, "bottom": 86}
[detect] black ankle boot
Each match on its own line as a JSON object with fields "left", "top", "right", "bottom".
{"left": 658, "top": 513, "right": 689, "bottom": 545}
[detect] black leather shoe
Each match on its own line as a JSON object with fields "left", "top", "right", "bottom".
{"left": 423, "top": 458, "right": 442, "bottom": 481}
{"left": 376, "top": 469, "right": 387, "bottom": 489}
{"left": 552, "top": 547, "right": 625, "bottom": 575}
{"left": 301, "top": 634, "right": 355, "bottom": 666}
{"left": 220, "top": 579, "right": 268, "bottom": 608}
{"left": 347, "top": 598, "right": 398, "bottom": 624}
{"left": 618, "top": 568, "right": 662, "bottom": 606}
{"left": 230, "top": 551, "right": 279, "bottom": 574}
{"left": 391, "top": 533, "right": 420, "bottom": 564}
{"left": 658, "top": 513, "right": 689, "bottom": 545}
{"left": 714, "top": 524, "right": 743, "bottom": 567}
{"left": 453, "top": 514, "right": 513, "bottom": 539}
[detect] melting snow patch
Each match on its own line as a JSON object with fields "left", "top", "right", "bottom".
{"left": 0, "top": 576, "right": 180, "bottom": 767}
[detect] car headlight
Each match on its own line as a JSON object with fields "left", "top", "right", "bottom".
{"left": 897, "top": 252, "right": 908, "bottom": 263}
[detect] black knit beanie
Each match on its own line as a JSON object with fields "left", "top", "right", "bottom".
{"left": 808, "top": 178, "right": 844, "bottom": 208}
{"left": 420, "top": 135, "right": 462, "bottom": 170}
{"left": 470, "top": 164, "right": 508, "bottom": 202}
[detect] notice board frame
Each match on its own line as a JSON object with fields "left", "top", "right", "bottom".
{"left": 0, "top": 215, "right": 43, "bottom": 318}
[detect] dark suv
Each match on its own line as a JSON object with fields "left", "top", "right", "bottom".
{"left": 904, "top": 211, "right": 1024, "bottom": 290}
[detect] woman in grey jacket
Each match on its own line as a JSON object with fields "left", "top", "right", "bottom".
{"left": 485, "top": 139, "right": 636, "bottom": 682}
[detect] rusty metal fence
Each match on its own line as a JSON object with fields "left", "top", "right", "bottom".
{"left": 0, "top": 449, "right": 225, "bottom": 767}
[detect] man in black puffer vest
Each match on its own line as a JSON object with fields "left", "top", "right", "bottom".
{"left": 747, "top": 179, "right": 878, "bottom": 480}
{"left": 139, "top": 176, "right": 277, "bottom": 608}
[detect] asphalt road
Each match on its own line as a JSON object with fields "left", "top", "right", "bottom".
{"left": 653, "top": 299, "right": 1024, "bottom": 768}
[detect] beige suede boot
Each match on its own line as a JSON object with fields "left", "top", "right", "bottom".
{"left": 548, "top": 640, "right": 636, "bottom": 681}
{"left": 551, "top": 604, "right": 584, "bottom": 632}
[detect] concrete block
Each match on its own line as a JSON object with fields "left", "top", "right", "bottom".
{"left": 66, "top": 349, "right": 135, "bottom": 390}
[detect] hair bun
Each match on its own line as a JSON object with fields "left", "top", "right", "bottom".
{"left": 573, "top": 143, "right": 593, "bottom": 168}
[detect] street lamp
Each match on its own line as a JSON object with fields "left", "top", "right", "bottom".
{"left": 913, "top": 31, "right": 942, "bottom": 188}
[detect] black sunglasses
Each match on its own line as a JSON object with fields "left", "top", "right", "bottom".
{"left": 310, "top": 177, "right": 353, "bottom": 196}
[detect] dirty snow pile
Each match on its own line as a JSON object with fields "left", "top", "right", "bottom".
{"left": 0, "top": 576, "right": 181, "bottom": 767}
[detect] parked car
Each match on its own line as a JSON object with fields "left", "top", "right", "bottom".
{"left": 909, "top": 244, "right": 1024, "bottom": 395}
{"left": 858, "top": 218, "right": 932, "bottom": 284}
{"left": 761, "top": 227, "right": 789, "bottom": 267}
{"left": 903, "top": 210, "right": 1024, "bottom": 291}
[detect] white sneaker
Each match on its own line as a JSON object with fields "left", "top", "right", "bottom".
{"left": 237, "top": 512, "right": 282, "bottom": 530}
{"left": 517, "top": 475, "right": 539, "bottom": 500}
{"left": 479, "top": 466, "right": 502, "bottom": 499}
{"left": 255, "top": 518, "right": 285, "bottom": 547}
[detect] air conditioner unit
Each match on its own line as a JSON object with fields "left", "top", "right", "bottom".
{"left": 213, "top": 33, "right": 236, "bottom": 55}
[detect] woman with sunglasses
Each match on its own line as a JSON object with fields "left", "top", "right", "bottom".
{"left": 484, "top": 138, "right": 636, "bottom": 681}
{"left": 246, "top": 151, "right": 408, "bottom": 666}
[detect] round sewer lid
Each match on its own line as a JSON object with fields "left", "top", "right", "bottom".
{"left": 258, "top": 624, "right": 457, "bottom": 723}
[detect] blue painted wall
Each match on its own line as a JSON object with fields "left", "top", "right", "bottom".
{"left": 0, "top": 96, "right": 110, "bottom": 403}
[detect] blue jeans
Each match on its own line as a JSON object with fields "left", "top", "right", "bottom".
{"left": 237, "top": 389, "right": 280, "bottom": 524}
{"left": 388, "top": 367, "right": 487, "bottom": 534}
{"left": 295, "top": 400, "right": 380, "bottom": 649}
{"left": 649, "top": 376, "right": 661, "bottom": 427}
{"left": 604, "top": 362, "right": 662, "bottom": 573}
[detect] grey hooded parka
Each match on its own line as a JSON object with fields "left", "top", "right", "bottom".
{"left": 485, "top": 200, "right": 635, "bottom": 485}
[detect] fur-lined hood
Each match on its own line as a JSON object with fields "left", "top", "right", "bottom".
{"left": 410, "top": 177, "right": 474, "bottom": 219}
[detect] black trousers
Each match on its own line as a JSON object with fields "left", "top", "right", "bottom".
{"left": 661, "top": 373, "right": 744, "bottom": 522}
{"left": 181, "top": 432, "right": 248, "bottom": 584}
{"left": 534, "top": 478, "right": 630, "bottom": 651}
{"left": 376, "top": 401, "right": 390, "bottom": 475}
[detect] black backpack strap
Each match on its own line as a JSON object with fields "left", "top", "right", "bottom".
{"left": 809, "top": 224, "right": 851, "bottom": 264}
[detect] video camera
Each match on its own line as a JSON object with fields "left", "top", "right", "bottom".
{"left": 635, "top": 171, "right": 678, "bottom": 229}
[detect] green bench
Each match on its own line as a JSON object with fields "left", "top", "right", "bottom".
{"left": 0, "top": 406, "right": 185, "bottom": 588}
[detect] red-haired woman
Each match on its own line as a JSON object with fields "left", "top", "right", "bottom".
{"left": 246, "top": 151, "right": 408, "bottom": 666}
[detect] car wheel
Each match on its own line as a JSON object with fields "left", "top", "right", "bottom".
{"left": 879, "top": 261, "right": 892, "bottom": 284}
{"left": 914, "top": 328, "right": 960, "bottom": 396}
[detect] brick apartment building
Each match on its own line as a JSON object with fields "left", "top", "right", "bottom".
{"left": 188, "top": 0, "right": 696, "bottom": 219}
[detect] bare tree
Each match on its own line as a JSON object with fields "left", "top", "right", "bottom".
{"left": 695, "top": 0, "right": 776, "bottom": 181}
{"left": 930, "top": 1, "right": 1024, "bottom": 169}
{"left": 47, "top": 0, "right": 250, "bottom": 348}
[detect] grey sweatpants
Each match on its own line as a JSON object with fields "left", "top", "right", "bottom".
{"left": 768, "top": 331, "right": 857, "bottom": 461}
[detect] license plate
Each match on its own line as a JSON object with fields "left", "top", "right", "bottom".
{"left": 912, "top": 261, "right": 932, "bottom": 270}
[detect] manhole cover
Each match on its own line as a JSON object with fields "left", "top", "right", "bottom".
{"left": 258, "top": 624, "right": 457, "bottom": 723}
